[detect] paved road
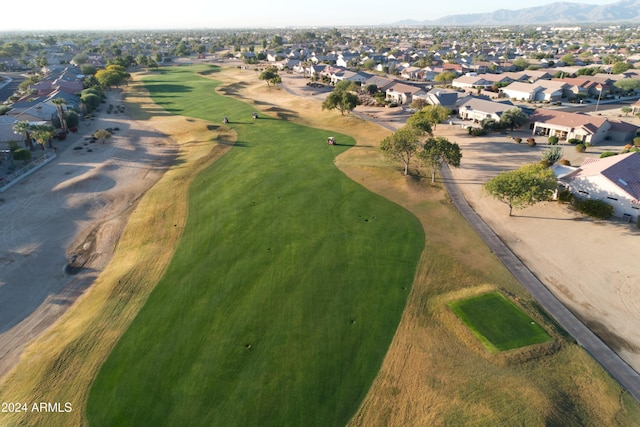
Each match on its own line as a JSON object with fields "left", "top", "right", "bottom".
{"left": 0, "top": 72, "right": 25, "bottom": 103}
{"left": 440, "top": 164, "right": 640, "bottom": 402}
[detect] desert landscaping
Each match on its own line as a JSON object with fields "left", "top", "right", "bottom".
{"left": 0, "top": 89, "right": 178, "bottom": 378}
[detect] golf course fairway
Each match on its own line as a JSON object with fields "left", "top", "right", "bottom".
{"left": 86, "top": 65, "right": 424, "bottom": 426}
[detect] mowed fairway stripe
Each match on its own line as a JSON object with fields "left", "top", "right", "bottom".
{"left": 87, "top": 65, "right": 424, "bottom": 426}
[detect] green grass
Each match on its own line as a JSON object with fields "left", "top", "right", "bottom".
{"left": 449, "top": 292, "right": 552, "bottom": 352}
{"left": 86, "top": 65, "right": 424, "bottom": 426}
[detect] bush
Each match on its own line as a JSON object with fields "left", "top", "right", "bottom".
{"left": 600, "top": 151, "right": 618, "bottom": 158}
{"left": 557, "top": 189, "right": 575, "bottom": 204}
{"left": 548, "top": 135, "right": 559, "bottom": 145}
{"left": 468, "top": 127, "right": 487, "bottom": 136}
{"left": 513, "top": 137, "right": 522, "bottom": 143}
{"left": 568, "top": 138, "right": 581, "bottom": 145}
{"left": 12, "top": 147, "right": 32, "bottom": 161}
{"left": 558, "top": 159, "right": 571, "bottom": 166}
{"left": 575, "top": 143, "right": 586, "bottom": 152}
{"left": 575, "top": 199, "right": 614, "bottom": 219}
{"left": 633, "top": 136, "right": 640, "bottom": 147}
{"left": 527, "top": 138, "right": 536, "bottom": 147}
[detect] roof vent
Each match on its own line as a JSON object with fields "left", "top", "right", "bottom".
{"left": 618, "top": 178, "right": 628, "bottom": 186}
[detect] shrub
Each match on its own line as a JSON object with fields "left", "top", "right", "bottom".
{"left": 568, "top": 138, "right": 581, "bottom": 145}
{"left": 12, "top": 147, "right": 32, "bottom": 161}
{"left": 558, "top": 159, "right": 571, "bottom": 166}
{"left": 541, "top": 146, "right": 562, "bottom": 165}
{"left": 633, "top": 136, "right": 640, "bottom": 147}
{"left": 557, "top": 189, "right": 575, "bottom": 203}
{"left": 513, "top": 137, "right": 522, "bottom": 143}
{"left": 575, "top": 143, "right": 586, "bottom": 152}
{"left": 548, "top": 135, "right": 559, "bottom": 145}
{"left": 527, "top": 138, "right": 536, "bottom": 147}
{"left": 575, "top": 199, "right": 614, "bottom": 219}
{"left": 468, "top": 127, "right": 487, "bottom": 136}
{"left": 600, "top": 151, "right": 618, "bottom": 158}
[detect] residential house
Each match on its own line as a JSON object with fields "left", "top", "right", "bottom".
{"left": 457, "top": 97, "right": 515, "bottom": 122}
{"left": 336, "top": 52, "right": 359, "bottom": 68}
{"left": 556, "top": 77, "right": 600, "bottom": 98}
{"left": 414, "top": 88, "right": 463, "bottom": 111}
{"left": 528, "top": 109, "right": 612, "bottom": 144}
{"left": 385, "top": 82, "right": 423, "bottom": 105}
{"left": 400, "top": 66, "right": 422, "bottom": 80}
{"left": 451, "top": 75, "right": 495, "bottom": 90}
{"left": 330, "top": 70, "right": 370, "bottom": 86}
{"left": 631, "top": 99, "right": 640, "bottom": 115}
{"left": 560, "top": 152, "right": 640, "bottom": 222}
{"left": 523, "top": 70, "right": 554, "bottom": 82}
{"left": 6, "top": 100, "right": 57, "bottom": 124}
{"left": 534, "top": 80, "right": 567, "bottom": 102}
{"left": 0, "top": 115, "right": 20, "bottom": 144}
{"left": 362, "top": 75, "right": 396, "bottom": 93}
{"left": 501, "top": 81, "right": 545, "bottom": 101}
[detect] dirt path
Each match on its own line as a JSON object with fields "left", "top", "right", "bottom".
{"left": 0, "top": 89, "right": 177, "bottom": 379}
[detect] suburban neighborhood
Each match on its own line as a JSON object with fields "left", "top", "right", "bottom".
{"left": 2, "top": 24, "right": 640, "bottom": 219}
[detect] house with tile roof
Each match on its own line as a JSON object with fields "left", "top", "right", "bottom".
{"left": 456, "top": 96, "right": 515, "bottom": 122}
{"left": 528, "top": 109, "right": 610, "bottom": 144}
{"left": 528, "top": 109, "right": 639, "bottom": 144}
{"left": 385, "top": 82, "right": 424, "bottom": 105}
{"left": 560, "top": 152, "right": 640, "bottom": 221}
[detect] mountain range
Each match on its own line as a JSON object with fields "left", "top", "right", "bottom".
{"left": 394, "top": 0, "right": 640, "bottom": 26}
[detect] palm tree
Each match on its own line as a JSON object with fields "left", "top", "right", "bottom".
{"left": 29, "top": 124, "right": 55, "bottom": 150}
{"left": 13, "top": 120, "right": 34, "bottom": 150}
{"left": 51, "top": 98, "right": 68, "bottom": 133}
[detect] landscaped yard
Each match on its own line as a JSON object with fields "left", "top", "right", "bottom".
{"left": 86, "top": 65, "right": 424, "bottom": 426}
{"left": 449, "top": 291, "right": 552, "bottom": 352}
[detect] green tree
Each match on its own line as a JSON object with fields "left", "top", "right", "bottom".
{"left": 417, "top": 136, "right": 462, "bottom": 183}
{"left": 614, "top": 79, "right": 640, "bottom": 92}
{"left": 13, "top": 120, "right": 34, "bottom": 150}
{"left": 560, "top": 53, "right": 576, "bottom": 66}
{"left": 259, "top": 67, "right": 281, "bottom": 87}
{"left": 483, "top": 163, "right": 557, "bottom": 216}
{"left": 81, "top": 64, "right": 97, "bottom": 76}
{"left": 622, "top": 106, "right": 632, "bottom": 116}
{"left": 512, "top": 58, "right": 529, "bottom": 70}
{"left": 64, "top": 110, "right": 79, "bottom": 129}
{"left": 612, "top": 61, "right": 632, "bottom": 74}
{"left": 500, "top": 107, "right": 528, "bottom": 131}
{"left": 321, "top": 87, "right": 359, "bottom": 116}
{"left": 434, "top": 70, "right": 457, "bottom": 83}
{"left": 29, "top": 124, "right": 55, "bottom": 150}
{"left": 408, "top": 105, "right": 450, "bottom": 131}
{"left": 380, "top": 126, "right": 421, "bottom": 175}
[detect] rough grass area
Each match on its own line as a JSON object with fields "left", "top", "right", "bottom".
{"left": 449, "top": 292, "right": 552, "bottom": 352}
{"left": 85, "top": 65, "right": 424, "bottom": 426}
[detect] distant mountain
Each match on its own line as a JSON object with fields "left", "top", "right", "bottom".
{"left": 395, "top": 0, "right": 640, "bottom": 26}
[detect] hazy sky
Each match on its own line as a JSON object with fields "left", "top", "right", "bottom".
{"left": 3, "top": 0, "right": 617, "bottom": 31}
